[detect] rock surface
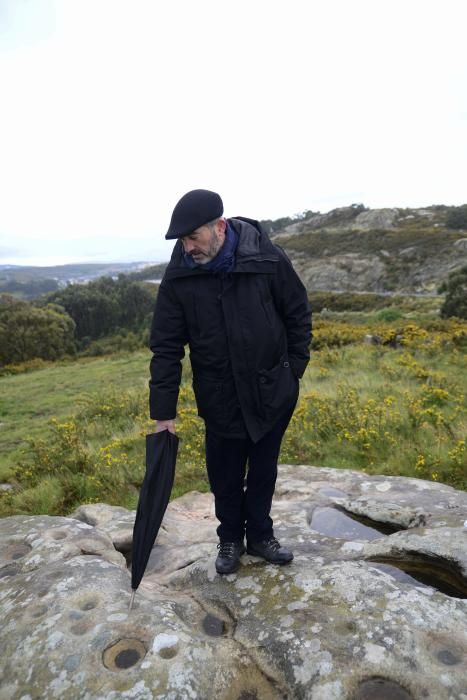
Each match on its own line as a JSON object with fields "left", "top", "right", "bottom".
{"left": 1, "top": 465, "right": 467, "bottom": 699}
{"left": 271, "top": 206, "right": 467, "bottom": 294}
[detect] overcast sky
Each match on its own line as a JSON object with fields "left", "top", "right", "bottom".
{"left": 1, "top": 0, "right": 466, "bottom": 266}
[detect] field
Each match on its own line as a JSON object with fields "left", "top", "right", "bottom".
{"left": 0, "top": 314, "right": 466, "bottom": 518}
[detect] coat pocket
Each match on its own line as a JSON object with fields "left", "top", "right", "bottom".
{"left": 192, "top": 374, "right": 241, "bottom": 434}
{"left": 192, "top": 375, "right": 223, "bottom": 421}
{"left": 257, "top": 354, "right": 299, "bottom": 420}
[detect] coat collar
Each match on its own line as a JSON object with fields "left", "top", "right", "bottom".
{"left": 163, "top": 217, "right": 279, "bottom": 280}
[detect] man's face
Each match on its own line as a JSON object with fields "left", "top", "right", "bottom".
{"left": 181, "top": 221, "right": 226, "bottom": 264}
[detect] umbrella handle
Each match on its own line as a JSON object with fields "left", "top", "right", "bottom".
{"left": 129, "top": 590, "right": 136, "bottom": 611}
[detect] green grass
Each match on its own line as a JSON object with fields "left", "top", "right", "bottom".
{"left": 0, "top": 351, "right": 150, "bottom": 481}
{"left": 0, "top": 319, "right": 466, "bottom": 518}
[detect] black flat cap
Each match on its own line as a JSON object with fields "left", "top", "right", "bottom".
{"left": 165, "top": 189, "right": 223, "bottom": 240}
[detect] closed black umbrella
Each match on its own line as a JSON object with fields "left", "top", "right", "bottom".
{"left": 129, "top": 430, "right": 179, "bottom": 609}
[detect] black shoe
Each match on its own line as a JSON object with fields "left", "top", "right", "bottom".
{"left": 215, "top": 540, "right": 245, "bottom": 574}
{"left": 247, "top": 536, "right": 293, "bottom": 565}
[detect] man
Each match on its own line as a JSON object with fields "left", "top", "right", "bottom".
{"left": 149, "top": 189, "right": 312, "bottom": 574}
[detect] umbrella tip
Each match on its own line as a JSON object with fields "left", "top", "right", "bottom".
{"left": 129, "top": 590, "right": 136, "bottom": 611}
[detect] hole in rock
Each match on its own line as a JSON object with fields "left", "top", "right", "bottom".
{"left": 68, "top": 610, "right": 84, "bottom": 620}
{"left": 115, "top": 649, "right": 141, "bottom": 668}
{"left": 368, "top": 555, "right": 467, "bottom": 599}
{"left": 158, "top": 644, "right": 178, "bottom": 659}
{"left": 202, "top": 613, "right": 227, "bottom": 637}
{"left": 103, "top": 639, "right": 147, "bottom": 670}
{"left": 111, "top": 540, "right": 132, "bottom": 567}
{"left": 310, "top": 506, "right": 402, "bottom": 541}
{"left": 70, "top": 622, "right": 92, "bottom": 636}
{"left": 237, "top": 692, "right": 258, "bottom": 700}
{"left": 3, "top": 543, "right": 32, "bottom": 560}
{"left": 121, "top": 547, "right": 133, "bottom": 568}
{"left": 30, "top": 605, "right": 48, "bottom": 618}
{"left": 0, "top": 564, "right": 20, "bottom": 578}
{"left": 76, "top": 593, "right": 100, "bottom": 611}
{"left": 426, "top": 633, "right": 465, "bottom": 667}
{"left": 50, "top": 530, "right": 67, "bottom": 540}
{"left": 47, "top": 570, "right": 66, "bottom": 580}
{"left": 370, "top": 563, "right": 432, "bottom": 591}
{"left": 437, "top": 649, "right": 461, "bottom": 666}
{"left": 354, "top": 677, "right": 413, "bottom": 700}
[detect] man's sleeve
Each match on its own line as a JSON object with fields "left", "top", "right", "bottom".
{"left": 148, "top": 280, "right": 188, "bottom": 420}
{"left": 271, "top": 246, "right": 312, "bottom": 379}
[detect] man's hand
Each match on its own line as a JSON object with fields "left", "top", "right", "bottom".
{"left": 155, "top": 419, "right": 176, "bottom": 434}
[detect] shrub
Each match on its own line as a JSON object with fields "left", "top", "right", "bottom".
{"left": 377, "top": 308, "right": 403, "bottom": 322}
{"left": 80, "top": 331, "right": 145, "bottom": 357}
{"left": 309, "top": 291, "right": 394, "bottom": 313}
{"left": 439, "top": 265, "right": 467, "bottom": 320}
{"left": 0, "top": 295, "right": 76, "bottom": 364}
{"left": 5, "top": 477, "right": 65, "bottom": 515}
{"left": 43, "top": 277, "right": 155, "bottom": 341}
{"left": 0, "top": 357, "right": 50, "bottom": 376}
{"left": 446, "top": 205, "right": 467, "bottom": 230}
{"left": 4, "top": 416, "right": 144, "bottom": 515}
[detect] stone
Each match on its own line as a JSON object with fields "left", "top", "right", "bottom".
{"left": 331, "top": 495, "right": 427, "bottom": 529}
{"left": 1, "top": 465, "right": 467, "bottom": 699}
{"left": 70, "top": 503, "right": 136, "bottom": 556}
{"left": 363, "top": 334, "right": 382, "bottom": 345}
{"left": 399, "top": 246, "right": 418, "bottom": 259}
{"left": 352, "top": 208, "right": 399, "bottom": 230}
{"left": 295, "top": 254, "right": 388, "bottom": 294}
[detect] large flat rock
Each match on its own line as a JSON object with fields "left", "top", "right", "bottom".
{"left": 1, "top": 465, "right": 467, "bottom": 699}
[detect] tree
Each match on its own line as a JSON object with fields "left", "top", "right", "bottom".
{"left": 0, "top": 295, "right": 76, "bottom": 364}
{"left": 0, "top": 278, "right": 59, "bottom": 299}
{"left": 446, "top": 205, "right": 467, "bottom": 230}
{"left": 439, "top": 265, "right": 467, "bottom": 320}
{"left": 118, "top": 277, "right": 155, "bottom": 330}
{"left": 43, "top": 276, "right": 155, "bottom": 340}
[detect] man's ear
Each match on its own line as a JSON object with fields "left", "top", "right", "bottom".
{"left": 218, "top": 218, "right": 227, "bottom": 235}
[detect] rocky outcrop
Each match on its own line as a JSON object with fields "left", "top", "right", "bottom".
{"left": 272, "top": 206, "right": 467, "bottom": 294}
{"left": 293, "top": 253, "right": 388, "bottom": 294}
{"left": 277, "top": 208, "right": 401, "bottom": 237}
{"left": 351, "top": 209, "right": 400, "bottom": 231}
{"left": 1, "top": 466, "right": 467, "bottom": 699}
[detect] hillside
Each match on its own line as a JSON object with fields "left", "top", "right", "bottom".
{"left": 272, "top": 204, "right": 467, "bottom": 293}
{"left": 0, "top": 261, "right": 158, "bottom": 299}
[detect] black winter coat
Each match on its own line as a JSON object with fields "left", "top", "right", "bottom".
{"left": 149, "top": 217, "right": 312, "bottom": 443}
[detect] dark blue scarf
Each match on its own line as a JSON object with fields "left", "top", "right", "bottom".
{"left": 183, "top": 223, "right": 238, "bottom": 273}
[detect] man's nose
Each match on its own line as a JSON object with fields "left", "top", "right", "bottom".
{"left": 183, "top": 239, "right": 194, "bottom": 253}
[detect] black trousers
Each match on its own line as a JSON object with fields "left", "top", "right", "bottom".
{"left": 205, "top": 408, "right": 294, "bottom": 543}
